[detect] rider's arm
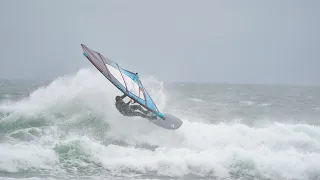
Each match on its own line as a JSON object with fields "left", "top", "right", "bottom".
{"left": 127, "top": 99, "right": 135, "bottom": 105}
{"left": 120, "top": 94, "right": 127, "bottom": 99}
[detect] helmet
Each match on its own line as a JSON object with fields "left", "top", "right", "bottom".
{"left": 115, "top": 96, "right": 121, "bottom": 101}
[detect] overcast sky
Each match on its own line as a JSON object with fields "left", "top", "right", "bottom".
{"left": 0, "top": 0, "right": 319, "bottom": 85}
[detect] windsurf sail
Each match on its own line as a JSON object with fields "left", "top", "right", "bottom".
{"left": 81, "top": 44, "right": 165, "bottom": 119}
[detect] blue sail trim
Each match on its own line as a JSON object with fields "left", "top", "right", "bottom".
{"left": 121, "top": 70, "right": 139, "bottom": 84}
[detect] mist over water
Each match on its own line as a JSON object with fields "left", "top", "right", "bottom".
{"left": 0, "top": 69, "right": 320, "bottom": 180}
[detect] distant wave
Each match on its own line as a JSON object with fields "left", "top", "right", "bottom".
{"left": 188, "top": 98, "right": 204, "bottom": 102}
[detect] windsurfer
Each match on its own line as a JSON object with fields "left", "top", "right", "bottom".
{"left": 115, "top": 94, "right": 156, "bottom": 119}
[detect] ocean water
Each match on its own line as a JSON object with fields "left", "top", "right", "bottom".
{"left": 0, "top": 69, "right": 320, "bottom": 180}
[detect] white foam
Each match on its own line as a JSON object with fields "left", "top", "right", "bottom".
{"left": 76, "top": 120, "right": 320, "bottom": 179}
{"left": 259, "top": 103, "right": 272, "bottom": 107}
{"left": 188, "top": 98, "right": 204, "bottom": 102}
{"left": 0, "top": 143, "right": 59, "bottom": 173}
{"left": 239, "top": 100, "right": 255, "bottom": 106}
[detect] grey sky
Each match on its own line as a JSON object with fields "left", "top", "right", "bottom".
{"left": 0, "top": 0, "right": 319, "bottom": 85}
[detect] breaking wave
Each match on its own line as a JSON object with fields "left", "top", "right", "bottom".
{"left": 0, "top": 69, "right": 319, "bottom": 180}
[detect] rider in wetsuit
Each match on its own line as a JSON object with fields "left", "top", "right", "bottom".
{"left": 115, "top": 94, "right": 156, "bottom": 119}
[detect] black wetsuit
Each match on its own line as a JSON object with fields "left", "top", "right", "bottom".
{"left": 115, "top": 94, "right": 150, "bottom": 118}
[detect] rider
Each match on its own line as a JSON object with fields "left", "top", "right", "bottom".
{"left": 115, "top": 94, "right": 156, "bottom": 119}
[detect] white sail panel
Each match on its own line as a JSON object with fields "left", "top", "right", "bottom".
{"left": 122, "top": 73, "right": 145, "bottom": 100}
{"left": 106, "top": 64, "right": 126, "bottom": 88}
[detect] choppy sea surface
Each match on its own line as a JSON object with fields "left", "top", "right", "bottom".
{"left": 0, "top": 69, "right": 319, "bottom": 180}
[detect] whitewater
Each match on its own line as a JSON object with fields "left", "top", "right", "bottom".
{"left": 0, "top": 69, "right": 320, "bottom": 180}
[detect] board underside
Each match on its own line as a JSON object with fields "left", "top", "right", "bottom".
{"left": 149, "top": 113, "right": 183, "bottom": 130}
